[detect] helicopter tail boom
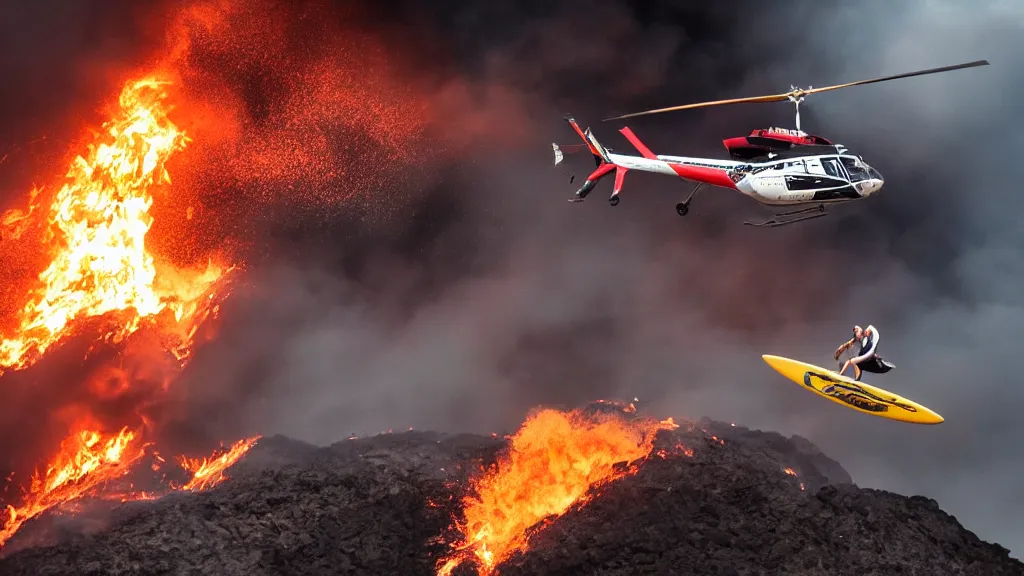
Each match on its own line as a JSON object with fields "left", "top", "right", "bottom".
{"left": 616, "top": 126, "right": 740, "bottom": 190}
{"left": 561, "top": 116, "right": 740, "bottom": 204}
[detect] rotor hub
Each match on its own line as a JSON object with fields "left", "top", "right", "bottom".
{"left": 787, "top": 86, "right": 810, "bottom": 103}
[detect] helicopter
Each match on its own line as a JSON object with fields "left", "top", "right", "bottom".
{"left": 553, "top": 60, "right": 989, "bottom": 227}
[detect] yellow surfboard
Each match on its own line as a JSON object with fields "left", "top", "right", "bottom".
{"left": 761, "top": 354, "right": 944, "bottom": 424}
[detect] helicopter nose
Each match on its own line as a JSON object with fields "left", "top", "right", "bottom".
{"left": 857, "top": 175, "right": 884, "bottom": 196}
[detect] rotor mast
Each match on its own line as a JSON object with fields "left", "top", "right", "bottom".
{"left": 788, "top": 87, "right": 807, "bottom": 133}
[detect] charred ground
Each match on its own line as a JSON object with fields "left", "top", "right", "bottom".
{"left": 0, "top": 417, "right": 1018, "bottom": 576}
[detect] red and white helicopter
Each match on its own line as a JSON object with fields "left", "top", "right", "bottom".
{"left": 554, "top": 60, "right": 989, "bottom": 227}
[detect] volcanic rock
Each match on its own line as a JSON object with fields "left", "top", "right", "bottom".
{"left": 0, "top": 423, "right": 1019, "bottom": 576}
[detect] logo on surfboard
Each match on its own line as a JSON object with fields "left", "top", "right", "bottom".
{"left": 802, "top": 371, "right": 919, "bottom": 414}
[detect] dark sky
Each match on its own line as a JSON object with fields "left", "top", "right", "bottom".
{"left": 2, "top": 0, "right": 1022, "bottom": 558}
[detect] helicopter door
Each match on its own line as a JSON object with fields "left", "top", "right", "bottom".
{"left": 821, "top": 158, "right": 848, "bottom": 182}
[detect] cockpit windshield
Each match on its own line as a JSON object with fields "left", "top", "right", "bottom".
{"left": 839, "top": 156, "right": 880, "bottom": 183}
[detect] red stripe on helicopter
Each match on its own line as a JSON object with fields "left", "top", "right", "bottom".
{"left": 568, "top": 118, "right": 602, "bottom": 158}
{"left": 585, "top": 162, "right": 617, "bottom": 181}
{"left": 619, "top": 126, "right": 737, "bottom": 189}
{"left": 619, "top": 127, "right": 657, "bottom": 159}
{"left": 613, "top": 165, "right": 628, "bottom": 195}
{"left": 665, "top": 163, "right": 738, "bottom": 189}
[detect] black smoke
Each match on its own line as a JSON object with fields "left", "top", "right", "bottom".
{"left": 1, "top": 0, "right": 1021, "bottom": 558}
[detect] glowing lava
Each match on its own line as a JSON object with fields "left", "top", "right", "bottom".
{"left": 0, "top": 76, "right": 224, "bottom": 373}
{"left": 437, "top": 406, "right": 678, "bottom": 576}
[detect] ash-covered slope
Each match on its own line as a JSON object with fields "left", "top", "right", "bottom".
{"left": 0, "top": 421, "right": 1019, "bottom": 576}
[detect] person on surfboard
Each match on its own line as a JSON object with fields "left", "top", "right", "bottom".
{"left": 833, "top": 325, "right": 895, "bottom": 381}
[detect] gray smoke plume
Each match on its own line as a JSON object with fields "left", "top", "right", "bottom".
{"left": 181, "top": 0, "right": 1023, "bottom": 555}
{"left": 177, "top": 0, "right": 1023, "bottom": 556}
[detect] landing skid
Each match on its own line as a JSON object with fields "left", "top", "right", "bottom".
{"left": 744, "top": 204, "right": 827, "bottom": 228}
{"left": 675, "top": 183, "right": 703, "bottom": 217}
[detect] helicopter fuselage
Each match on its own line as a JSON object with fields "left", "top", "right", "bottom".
{"left": 601, "top": 143, "right": 884, "bottom": 207}
{"left": 558, "top": 117, "right": 884, "bottom": 227}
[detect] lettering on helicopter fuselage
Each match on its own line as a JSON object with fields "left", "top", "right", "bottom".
{"left": 766, "top": 127, "right": 807, "bottom": 137}
{"left": 665, "top": 160, "right": 737, "bottom": 171}
{"left": 751, "top": 160, "right": 804, "bottom": 175}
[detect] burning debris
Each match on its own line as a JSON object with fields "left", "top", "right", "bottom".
{"left": 0, "top": 412, "right": 1018, "bottom": 576}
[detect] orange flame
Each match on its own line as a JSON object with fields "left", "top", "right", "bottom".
{"left": 0, "top": 73, "right": 235, "bottom": 549}
{"left": 655, "top": 441, "right": 695, "bottom": 459}
{"left": 0, "top": 427, "right": 144, "bottom": 546}
{"left": 437, "top": 407, "right": 678, "bottom": 576}
{"left": 0, "top": 76, "right": 224, "bottom": 373}
{"left": 176, "top": 436, "right": 261, "bottom": 492}
{"left": 0, "top": 433, "right": 261, "bottom": 548}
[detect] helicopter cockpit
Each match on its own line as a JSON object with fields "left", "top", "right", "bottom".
{"left": 838, "top": 155, "right": 884, "bottom": 196}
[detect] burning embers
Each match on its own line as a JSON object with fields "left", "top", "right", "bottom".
{"left": 0, "top": 76, "right": 241, "bottom": 549}
{"left": 436, "top": 403, "right": 682, "bottom": 576}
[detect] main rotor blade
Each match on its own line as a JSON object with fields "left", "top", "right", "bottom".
{"left": 602, "top": 93, "right": 790, "bottom": 122}
{"left": 601, "top": 59, "right": 990, "bottom": 123}
{"left": 800, "top": 59, "right": 990, "bottom": 97}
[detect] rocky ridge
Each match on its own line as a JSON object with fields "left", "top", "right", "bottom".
{"left": 0, "top": 419, "right": 1018, "bottom": 576}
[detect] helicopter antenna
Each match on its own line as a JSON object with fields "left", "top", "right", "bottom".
{"left": 601, "top": 59, "right": 990, "bottom": 123}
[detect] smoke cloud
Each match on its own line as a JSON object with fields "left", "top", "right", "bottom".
{"left": 1, "top": 0, "right": 1022, "bottom": 558}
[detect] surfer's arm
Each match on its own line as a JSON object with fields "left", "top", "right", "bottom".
{"left": 834, "top": 338, "right": 855, "bottom": 360}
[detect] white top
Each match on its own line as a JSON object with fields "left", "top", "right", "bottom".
{"left": 856, "top": 325, "right": 879, "bottom": 359}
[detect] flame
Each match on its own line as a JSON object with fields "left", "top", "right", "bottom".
{"left": 176, "top": 436, "right": 261, "bottom": 492}
{"left": 0, "top": 76, "right": 224, "bottom": 373}
{"left": 0, "top": 433, "right": 260, "bottom": 547}
{"left": 0, "top": 74, "right": 235, "bottom": 549}
{"left": 0, "top": 427, "right": 145, "bottom": 546}
{"left": 437, "top": 406, "right": 678, "bottom": 576}
{"left": 782, "top": 467, "right": 806, "bottom": 491}
{"left": 655, "top": 441, "right": 695, "bottom": 459}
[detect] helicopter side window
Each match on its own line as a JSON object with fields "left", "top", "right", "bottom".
{"left": 821, "top": 158, "right": 845, "bottom": 181}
